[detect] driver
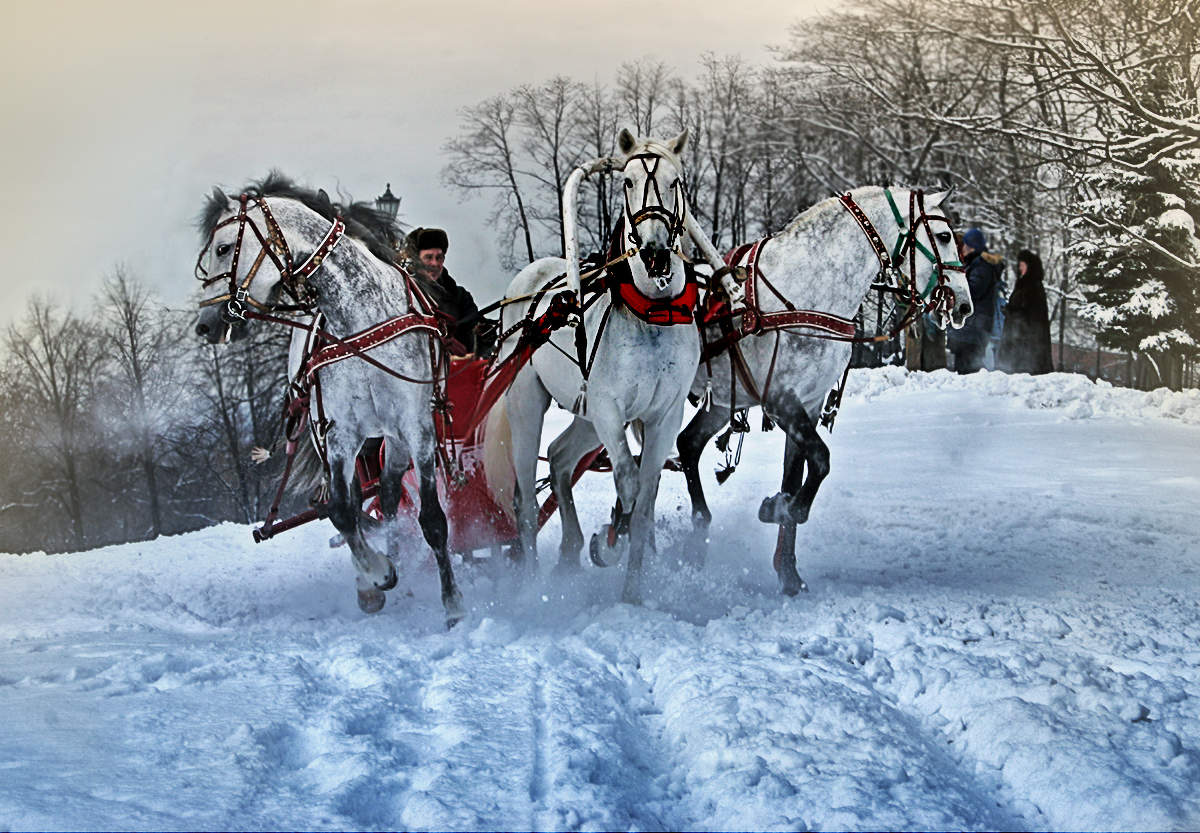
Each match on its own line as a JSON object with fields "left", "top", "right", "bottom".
{"left": 400, "top": 227, "right": 493, "bottom": 356}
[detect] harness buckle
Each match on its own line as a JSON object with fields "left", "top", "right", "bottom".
{"left": 222, "top": 297, "right": 247, "bottom": 323}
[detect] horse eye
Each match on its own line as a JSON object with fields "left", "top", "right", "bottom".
{"left": 936, "top": 232, "right": 952, "bottom": 244}
{"left": 216, "top": 243, "right": 232, "bottom": 257}
{"left": 624, "top": 178, "right": 633, "bottom": 189}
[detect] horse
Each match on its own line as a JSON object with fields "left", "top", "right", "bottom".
{"left": 483, "top": 129, "right": 703, "bottom": 603}
{"left": 675, "top": 186, "right": 973, "bottom": 594}
{"left": 543, "top": 186, "right": 971, "bottom": 596}
{"left": 193, "top": 174, "right": 464, "bottom": 625}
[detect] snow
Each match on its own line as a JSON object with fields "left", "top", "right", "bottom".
{"left": 2, "top": 368, "right": 1199, "bottom": 831}
{"left": 1155, "top": 208, "right": 1196, "bottom": 237}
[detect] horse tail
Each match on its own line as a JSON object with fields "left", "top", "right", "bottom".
{"left": 482, "top": 395, "right": 517, "bottom": 522}
{"left": 282, "top": 434, "right": 328, "bottom": 499}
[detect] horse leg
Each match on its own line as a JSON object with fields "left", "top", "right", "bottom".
{"left": 758, "top": 397, "right": 827, "bottom": 595}
{"left": 770, "top": 437, "right": 809, "bottom": 596}
{"left": 547, "top": 417, "right": 600, "bottom": 571}
{"left": 504, "top": 374, "right": 551, "bottom": 571}
{"left": 375, "top": 434, "right": 411, "bottom": 590}
{"left": 326, "top": 438, "right": 395, "bottom": 614}
{"left": 411, "top": 439, "right": 464, "bottom": 628}
{"left": 622, "top": 406, "right": 682, "bottom": 604}
{"left": 676, "top": 403, "right": 732, "bottom": 556}
{"left": 762, "top": 405, "right": 830, "bottom": 526}
{"left": 586, "top": 405, "right": 640, "bottom": 569}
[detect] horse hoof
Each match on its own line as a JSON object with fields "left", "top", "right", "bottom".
{"left": 376, "top": 561, "right": 398, "bottom": 592}
{"left": 621, "top": 578, "right": 643, "bottom": 606}
{"left": 443, "top": 592, "right": 465, "bottom": 629}
{"left": 758, "top": 493, "right": 790, "bottom": 524}
{"left": 553, "top": 558, "right": 582, "bottom": 576}
{"left": 781, "top": 576, "right": 809, "bottom": 596}
{"left": 589, "top": 526, "right": 627, "bottom": 567}
{"left": 357, "top": 588, "right": 386, "bottom": 614}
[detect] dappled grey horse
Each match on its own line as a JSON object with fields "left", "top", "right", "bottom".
{"left": 194, "top": 175, "right": 463, "bottom": 625}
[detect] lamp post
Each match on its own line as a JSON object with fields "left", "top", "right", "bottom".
{"left": 375, "top": 183, "right": 401, "bottom": 223}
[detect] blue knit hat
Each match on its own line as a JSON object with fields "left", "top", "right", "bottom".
{"left": 962, "top": 227, "right": 987, "bottom": 252}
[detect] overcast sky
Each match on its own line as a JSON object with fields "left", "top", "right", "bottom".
{"left": 1, "top": 0, "right": 832, "bottom": 329}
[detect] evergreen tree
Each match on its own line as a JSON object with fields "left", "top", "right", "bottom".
{"left": 1074, "top": 70, "right": 1200, "bottom": 363}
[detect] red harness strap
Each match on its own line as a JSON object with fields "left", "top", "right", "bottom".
{"left": 303, "top": 312, "right": 442, "bottom": 378}
{"left": 613, "top": 270, "right": 699, "bottom": 325}
{"left": 734, "top": 237, "right": 857, "bottom": 339}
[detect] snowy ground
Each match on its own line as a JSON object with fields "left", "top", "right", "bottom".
{"left": 2, "top": 368, "right": 1198, "bottom": 832}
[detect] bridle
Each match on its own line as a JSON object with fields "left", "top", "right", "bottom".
{"left": 839, "top": 187, "right": 965, "bottom": 327}
{"left": 620, "top": 144, "right": 688, "bottom": 288}
{"left": 195, "top": 192, "right": 345, "bottom": 325}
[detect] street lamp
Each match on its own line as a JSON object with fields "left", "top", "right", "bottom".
{"left": 375, "top": 183, "right": 401, "bottom": 222}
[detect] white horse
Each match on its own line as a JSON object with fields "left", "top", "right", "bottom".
{"left": 484, "top": 129, "right": 703, "bottom": 602}
{"left": 545, "top": 186, "right": 972, "bottom": 595}
{"left": 193, "top": 175, "right": 464, "bottom": 625}
{"left": 676, "top": 186, "right": 973, "bottom": 594}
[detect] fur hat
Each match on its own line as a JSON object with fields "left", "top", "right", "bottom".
{"left": 962, "top": 227, "right": 987, "bottom": 252}
{"left": 408, "top": 227, "right": 448, "bottom": 252}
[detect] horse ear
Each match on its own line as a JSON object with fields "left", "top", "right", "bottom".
{"left": 316, "top": 188, "right": 332, "bottom": 211}
{"left": 618, "top": 128, "right": 637, "bottom": 155}
{"left": 212, "top": 186, "right": 231, "bottom": 208}
{"left": 927, "top": 189, "right": 951, "bottom": 208}
{"left": 669, "top": 128, "right": 689, "bottom": 155}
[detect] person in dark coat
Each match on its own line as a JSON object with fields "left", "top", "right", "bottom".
{"left": 997, "top": 249, "right": 1054, "bottom": 374}
{"left": 401, "top": 227, "right": 493, "bottom": 355}
{"left": 947, "top": 227, "right": 1002, "bottom": 374}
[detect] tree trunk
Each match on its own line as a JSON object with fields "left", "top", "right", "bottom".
{"left": 141, "top": 447, "right": 162, "bottom": 537}
{"left": 63, "top": 452, "right": 85, "bottom": 551}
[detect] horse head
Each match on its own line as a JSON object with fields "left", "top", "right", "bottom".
{"left": 901, "top": 189, "right": 973, "bottom": 330}
{"left": 616, "top": 127, "right": 690, "bottom": 296}
{"left": 193, "top": 188, "right": 293, "bottom": 344}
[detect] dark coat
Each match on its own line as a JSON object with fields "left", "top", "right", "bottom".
{"left": 998, "top": 256, "right": 1053, "bottom": 374}
{"left": 413, "top": 268, "right": 490, "bottom": 354}
{"left": 948, "top": 251, "right": 1001, "bottom": 350}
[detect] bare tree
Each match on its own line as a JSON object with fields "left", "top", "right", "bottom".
{"left": 908, "top": 0, "right": 1200, "bottom": 168}
{"left": 4, "top": 298, "right": 105, "bottom": 550}
{"left": 574, "top": 79, "right": 621, "bottom": 252}
{"left": 516, "top": 76, "right": 585, "bottom": 256}
{"left": 616, "top": 59, "right": 676, "bottom": 136}
{"left": 97, "top": 268, "right": 183, "bottom": 538}
{"left": 443, "top": 93, "right": 537, "bottom": 268}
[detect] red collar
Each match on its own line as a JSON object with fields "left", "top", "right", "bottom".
{"left": 614, "top": 273, "right": 698, "bottom": 325}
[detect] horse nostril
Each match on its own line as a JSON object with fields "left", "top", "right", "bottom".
{"left": 957, "top": 302, "right": 971, "bottom": 316}
{"left": 196, "top": 322, "right": 209, "bottom": 337}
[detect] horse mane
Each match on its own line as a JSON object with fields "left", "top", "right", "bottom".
{"left": 782, "top": 185, "right": 954, "bottom": 236}
{"left": 198, "top": 171, "right": 401, "bottom": 265}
